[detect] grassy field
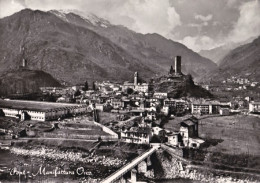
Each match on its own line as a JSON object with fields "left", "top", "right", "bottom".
{"left": 199, "top": 115, "right": 260, "bottom": 156}
{"left": 98, "top": 112, "right": 118, "bottom": 125}
{"left": 164, "top": 114, "right": 260, "bottom": 170}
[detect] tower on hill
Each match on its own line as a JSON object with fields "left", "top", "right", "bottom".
{"left": 175, "top": 56, "right": 181, "bottom": 74}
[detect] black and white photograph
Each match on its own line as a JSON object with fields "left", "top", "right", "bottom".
{"left": 0, "top": 0, "right": 259, "bottom": 182}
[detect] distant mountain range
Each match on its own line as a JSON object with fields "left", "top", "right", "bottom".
{"left": 199, "top": 37, "right": 257, "bottom": 65}
{"left": 201, "top": 36, "right": 260, "bottom": 82}
{"left": 0, "top": 9, "right": 216, "bottom": 87}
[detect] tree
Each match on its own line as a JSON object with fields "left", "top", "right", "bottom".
{"left": 126, "top": 87, "right": 134, "bottom": 95}
{"left": 92, "top": 82, "right": 96, "bottom": 91}
{"left": 74, "top": 89, "right": 81, "bottom": 96}
{"left": 82, "top": 81, "right": 88, "bottom": 91}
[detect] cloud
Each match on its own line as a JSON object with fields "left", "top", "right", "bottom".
{"left": 228, "top": 0, "right": 260, "bottom": 43}
{"left": 179, "top": 35, "right": 221, "bottom": 52}
{"left": 227, "top": 0, "right": 237, "bottom": 7}
{"left": 101, "top": 0, "right": 182, "bottom": 36}
{"left": 195, "top": 14, "right": 213, "bottom": 22}
{"left": 0, "top": 0, "right": 26, "bottom": 18}
{"left": 0, "top": 0, "right": 181, "bottom": 38}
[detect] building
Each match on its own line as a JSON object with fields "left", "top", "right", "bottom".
{"left": 167, "top": 132, "right": 181, "bottom": 146}
{"left": 121, "top": 127, "right": 152, "bottom": 144}
{"left": 164, "top": 98, "right": 186, "bottom": 113}
{"left": 153, "top": 92, "right": 168, "bottom": 99}
{"left": 191, "top": 101, "right": 222, "bottom": 115}
{"left": 110, "top": 98, "right": 123, "bottom": 109}
{"left": 175, "top": 56, "right": 182, "bottom": 74}
{"left": 0, "top": 99, "right": 87, "bottom": 121}
{"left": 180, "top": 118, "right": 198, "bottom": 139}
{"left": 122, "top": 72, "right": 151, "bottom": 93}
{"left": 179, "top": 117, "right": 204, "bottom": 148}
{"left": 249, "top": 102, "right": 260, "bottom": 113}
{"left": 219, "top": 108, "right": 230, "bottom": 116}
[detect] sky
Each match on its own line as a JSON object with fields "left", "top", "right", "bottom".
{"left": 0, "top": 0, "right": 260, "bottom": 52}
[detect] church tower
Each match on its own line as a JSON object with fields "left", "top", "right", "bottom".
{"left": 134, "top": 72, "right": 138, "bottom": 86}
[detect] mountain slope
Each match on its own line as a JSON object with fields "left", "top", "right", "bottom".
{"left": 202, "top": 36, "right": 260, "bottom": 82}
{"left": 199, "top": 46, "right": 232, "bottom": 65}
{"left": 0, "top": 69, "right": 61, "bottom": 95}
{"left": 0, "top": 9, "right": 153, "bottom": 84}
{"left": 50, "top": 10, "right": 217, "bottom": 80}
{"left": 199, "top": 37, "right": 257, "bottom": 65}
{"left": 0, "top": 9, "right": 217, "bottom": 86}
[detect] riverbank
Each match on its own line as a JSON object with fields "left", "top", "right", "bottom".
{"left": 10, "top": 146, "right": 126, "bottom": 167}
{"left": 151, "top": 149, "right": 259, "bottom": 183}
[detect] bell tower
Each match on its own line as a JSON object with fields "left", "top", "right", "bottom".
{"left": 134, "top": 72, "right": 138, "bottom": 86}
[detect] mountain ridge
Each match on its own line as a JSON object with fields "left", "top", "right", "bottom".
{"left": 0, "top": 9, "right": 217, "bottom": 88}
{"left": 201, "top": 36, "right": 260, "bottom": 82}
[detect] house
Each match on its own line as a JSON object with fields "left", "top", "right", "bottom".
{"left": 167, "top": 132, "right": 181, "bottom": 147}
{"left": 95, "top": 103, "right": 104, "bottom": 112}
{"left": 111, "top": 98, "right": 123, "bottom": 109}
{"left": 121, "top": 127, "right": 152, "bottom": 144}
{"left": 153, "top": 92, "right": 168, "bottom": 99}
{"left": 152, "top": 127, "right": 165, "bottom": 136}
{"left": 179, "top": 117, "right": 204, "bottom": 148}
{"left": 191, "top": 101, "right": 222, "bottom": 115}
{"left": 249, "top": 102, "right": 260, "bottom": 113}
{"left": 180, "top": 119, "right": 198, "bottom": 139}
{"left": 219, "top": 108, "right": 230, "bottom": 115}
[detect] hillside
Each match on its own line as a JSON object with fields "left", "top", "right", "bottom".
{"left": 0, "top": 9, "right": 153, "bottom": 85}
{"left": 0, "top": 69, "right": 61, "bottom": 95}
{"left": 201, "top": 36, "right": 260, "bottom": 82}
{"left": 58, "top": 10, "right": 217, "bottom": 80}
{"left": 199, "top": 37, "right": 257, "bottom": 65}
{"left": 199, "top": 46, "right": 232, "bottom": 65}
{"left": 154, "top": 75, "right": 213, "bottom": 98}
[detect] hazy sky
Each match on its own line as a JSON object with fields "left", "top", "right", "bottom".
{"left": 0, "top": 0, "right": 260, "bottom": 52}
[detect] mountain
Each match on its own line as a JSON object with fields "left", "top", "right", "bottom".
{"left": 199, "top": 37, "right": 257, "bottom": 65}
{"left": 0, "top": 69, "right": 61, "bottom": 95}
{"left": 202, "top": 36, "right": 260, "bottom": 82}
{"left": 56, "top": 10, "right": 217, "bottom": 80}
{"left": 0, "top": 9, "right": 153, "bottom": 85}
{"left": 0, "top": 9, "right": 216, "bottom": 86}
{"left": 199, "top": 46, "right": 232, "bottom": 65}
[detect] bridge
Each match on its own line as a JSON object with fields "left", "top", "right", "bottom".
{"left": 101, "top": 145, "right": 160, "bottom": 183}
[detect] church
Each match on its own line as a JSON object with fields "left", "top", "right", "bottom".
{"left": 122, "top": 72, "right": 151, "bottom": 93}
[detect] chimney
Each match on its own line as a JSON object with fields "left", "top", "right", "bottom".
{"left": 175, "top": 56, "right": 181, "bottom": 74}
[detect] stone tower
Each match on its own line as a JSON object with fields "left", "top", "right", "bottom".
{"left": 22, "top": 58, "right": 27, "bottom": 68}
{"left": 175, "top": 56, "right": 181, "bottom": 74}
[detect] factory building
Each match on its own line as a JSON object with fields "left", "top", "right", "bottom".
{"left": 0, "top": 99, "right": 87, "bottom": 121}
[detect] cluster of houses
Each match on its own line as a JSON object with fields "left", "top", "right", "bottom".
{"left": 120, "top": 116, "right": 204, "bottom": 149}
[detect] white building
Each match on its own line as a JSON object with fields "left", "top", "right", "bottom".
{"left": 0, "top": 100, "right": 87, "bottom": 121}
{"left": 121, "top": 127, "right": 152, "bottom": 144}
{"left": 249, "top": 102, "right": 260, "bottom": 113}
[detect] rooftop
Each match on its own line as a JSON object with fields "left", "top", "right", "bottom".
{"left": 0, "top": 99, "right": 86, "bottom": 112}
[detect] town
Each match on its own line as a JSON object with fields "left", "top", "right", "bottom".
{"left": 0, "top": 56, "right": 259, "bottom": 183}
